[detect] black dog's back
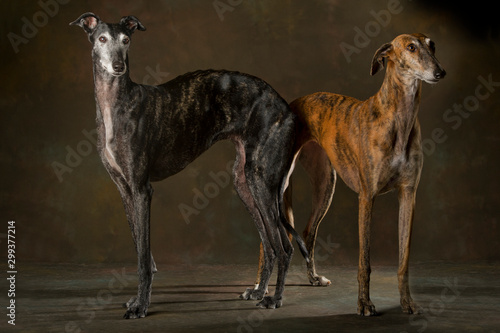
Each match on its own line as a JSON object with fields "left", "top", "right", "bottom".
{"left": 148, "top": 70, "right": 294, "bottom": 180}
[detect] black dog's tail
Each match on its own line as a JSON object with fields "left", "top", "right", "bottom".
{"left": 281, "top": 212, "right": 310, "bottom": 263}
{"left": 279, "top": 158, "right": 310, "bottom": 263}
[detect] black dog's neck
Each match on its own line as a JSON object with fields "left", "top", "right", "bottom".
{"left": 93, "top": 63, "right": 134, "bottom": 114}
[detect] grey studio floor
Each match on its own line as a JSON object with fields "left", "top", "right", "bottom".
{"left": 6, "top": 261, "right": 500, "bottom": 333}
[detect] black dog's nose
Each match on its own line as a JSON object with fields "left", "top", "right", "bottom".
{"left": 434, "top": 69, "right": 446, "bottom": 80}
{"left": 113, "top": 61, "right": 125, "bottom": 73}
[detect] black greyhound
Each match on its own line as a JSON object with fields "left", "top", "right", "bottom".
{"left": 70, "top": 13, "right": 307, "bottom": 319}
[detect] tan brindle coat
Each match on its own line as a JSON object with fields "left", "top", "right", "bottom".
{"left": 256, "top": 33, "right": 446, "bottom": 316}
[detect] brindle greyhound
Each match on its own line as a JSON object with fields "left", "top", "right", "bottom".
{"left": 255, "top": 33, "right": 446, "bottom": 316}
{"left": 70, "top": 12, "right": 308, "bottom": 319}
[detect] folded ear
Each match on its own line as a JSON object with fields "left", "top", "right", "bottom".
{"left": 370, "top": 42, "right": 392, "bottom": 76}
{"left": 69, "top": 12, "right": 101, "bottom": 35}
{"left": 120, "top": 15, "right": 146, "bottom": 34}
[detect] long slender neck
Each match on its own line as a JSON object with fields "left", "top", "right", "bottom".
{"left": 375, "top": 61, "right": 422, "bottom": 153}
{"left": 92, "top": 60, "right": 133, "bottom": 116}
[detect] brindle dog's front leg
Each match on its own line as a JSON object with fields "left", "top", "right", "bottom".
{"left": 357, "top": 194, "right": 377, "bottom": 316}
{"left": 398, "top": 187, "right": 420, "bottom": 314}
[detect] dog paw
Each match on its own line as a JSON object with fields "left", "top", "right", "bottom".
{"left": 357, "top": 299, "right": 377, "bottom": 316}
{"left": 239, "top": 287, "right": 265, "bottom": 300}
{"left": 256, "top": 296, "right": 282, "bottom": 309}
{"left": 124, "top": 296, "right": 136, "bottom": 308}
{"left": 309, "top": 275, "right": 331, "bottom": 286}
{"left": 123, "top": 298, "right": 148, "bottom": 319}
{"left": 253, "top": 284, "right": 269, "bottom": 294}
{"left": 401, "top": 297, "right": 421, "bottom": 314}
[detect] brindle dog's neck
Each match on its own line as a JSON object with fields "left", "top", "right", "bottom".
{"left": 376, "top": 62, "right": 422, "bottom": 154}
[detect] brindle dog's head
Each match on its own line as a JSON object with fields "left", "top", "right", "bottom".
{"left": 370, "top": 33, "right": 446, "bottom": 84}
{"left": 70, "top": 13, "right": 146, "bottom": 77}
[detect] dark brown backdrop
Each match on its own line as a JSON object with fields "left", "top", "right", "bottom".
{"left": 1, "top": 0, "right": 499, "bottom": 266}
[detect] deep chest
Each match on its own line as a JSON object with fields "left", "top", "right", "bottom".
{"left": 95, "top": 84, "right": 126, "bottom": 175}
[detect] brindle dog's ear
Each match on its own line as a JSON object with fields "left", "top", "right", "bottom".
{"left": 370, "top": 43, "right": 393, "bottom": 76}
{"left": 120, "top": 15, "right": 146, "bottom": 34}
{"left": 70, "top": 12, "right": 101, "bottom": 35}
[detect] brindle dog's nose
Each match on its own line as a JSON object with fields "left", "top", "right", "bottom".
{"left": 434, "top": 68, "right": 446, "bottom": 80}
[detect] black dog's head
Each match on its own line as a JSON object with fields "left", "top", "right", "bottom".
{"left": 70, "top": 13, "right": 146, "bottom": 77}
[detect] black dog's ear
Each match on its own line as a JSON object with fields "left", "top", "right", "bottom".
{"left": 370, "top": 42, "right": 392, "bottom": 76}
{"left": 120, "top": 15, "right": 146, "bottom": 34}
{"left": 69, "top": 12, "right": 101, "bottom": 35}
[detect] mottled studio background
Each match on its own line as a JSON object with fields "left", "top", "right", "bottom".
{"left": 1, "top": 0, "right": 499, "bottom": 268}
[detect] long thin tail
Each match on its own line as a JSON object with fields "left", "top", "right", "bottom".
{"left": 279, "top": 152, "right": 310, "bottom": 263}
{"left": 281, "top": 216, "right": 310, "bottom": 263}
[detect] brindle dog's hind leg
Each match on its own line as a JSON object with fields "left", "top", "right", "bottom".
{"left": 299, "top": 141, "right": 336, "bottom": 286}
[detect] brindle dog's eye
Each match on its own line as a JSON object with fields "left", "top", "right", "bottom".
{"left": 123, "top": 37, "right": 130, "bottom": 45}
{"left": 99, "top": 36, "right": 107, "bottom": 43}
{"left": 407, "top": 44, "right": 416, "bottom": 52}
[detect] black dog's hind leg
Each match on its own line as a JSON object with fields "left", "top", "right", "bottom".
{"left": 235, "top": 121, "right": 296, "bottom": 309}
{"left": 251, "top": 179, "right": 293, "bottom": 309}
{"left": 233, "top": 139, "right": 275, "bottom": 301}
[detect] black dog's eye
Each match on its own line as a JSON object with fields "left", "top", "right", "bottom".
{"left": 99, "top": 36, "right": 107, "bottom": 43}
{"left": 407, "top": 44, "right": 416, "bottom": 52}
{"left": 123, "top": 37, "right": 130, "bottom": 45}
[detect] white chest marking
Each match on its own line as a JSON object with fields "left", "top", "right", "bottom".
{"left": 102, "top": 104, "right": 124, "bottom": 176}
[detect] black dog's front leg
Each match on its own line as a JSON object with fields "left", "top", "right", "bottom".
{"left": 118, "top": 182, "right": 154, "bottom": 319}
